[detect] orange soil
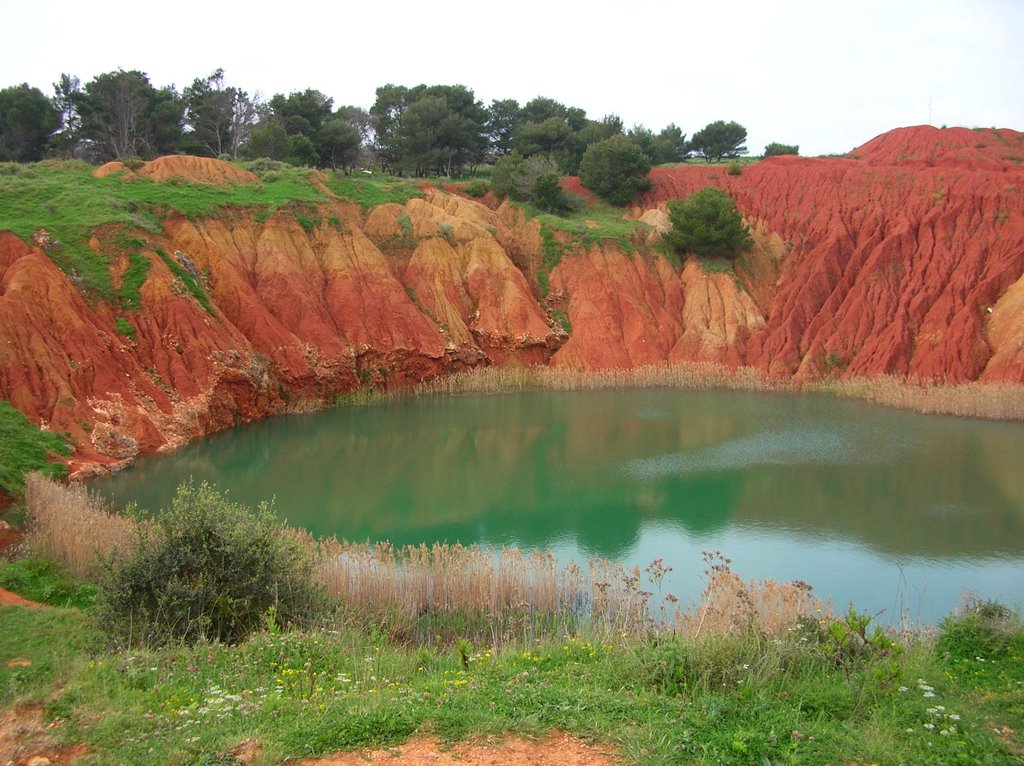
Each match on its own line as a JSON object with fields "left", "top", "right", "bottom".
{"left": 92, "top": 156, "right": 259, "bottom": 185}
{"left": 291, "top": 731, "right": 618, "bottom": 766}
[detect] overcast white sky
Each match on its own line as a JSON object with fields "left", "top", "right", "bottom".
{"left": 2, "top": 0, "right": 1021, "bottom": 157}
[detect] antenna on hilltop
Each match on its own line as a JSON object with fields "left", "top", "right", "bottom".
{"left": 928, "top": 100, "right": 933, "bottom": 126}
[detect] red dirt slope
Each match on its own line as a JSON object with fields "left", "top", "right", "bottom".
{"left": 627, "top": 125, "right": 1024, "bottom": 382}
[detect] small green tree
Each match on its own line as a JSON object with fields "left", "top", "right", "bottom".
{"left": 690, "top": 120, "right": 748, "bottom": 163}
{"left": 764, "top": 142, "right": 799, "bottom": 157}
{"left": 578, "top": 134, "right": 652, "bottom": 206}
{"left": 98, "top": 481, "right": 322, "bottom": 646}
{"left": 532, "top": 172, "right": 568, "bottom": 212}
{"left": 664, "top": 187, "right": 753, "bottom": 258}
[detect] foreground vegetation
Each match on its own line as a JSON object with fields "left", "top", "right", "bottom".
{"left": 2, "top": 476, "right": 1023, "bottom": 764}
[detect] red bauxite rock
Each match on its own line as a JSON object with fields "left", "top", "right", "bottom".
{"left": 1, "top": 126, "right": 1022, "bottom": 475}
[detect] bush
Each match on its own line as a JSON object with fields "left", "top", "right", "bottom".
{"left": 936, "top": 598, "right": 1022, "bottom": 662}
{"left": 97, "top": 482, "right": 322, "bottom": 646}
{"left": 578, "top": 135, "right": 652, "bottom": 206}
{"left": 465, "top": 180, "right": 489, "bottom": 198}
{"left": 532, "top": 172, "right": 568, "bottom": 212}
{"left": 764, "top": 142, "right": 799, "bottom": 157}
{"left": 243, "top": 158, "right": 288, "bottom": 179}
{"left": 663, "top": 187, "right": 753, "bottom": 259}
{"left": 726, "top": 162, "right": 742, "bottom": 176}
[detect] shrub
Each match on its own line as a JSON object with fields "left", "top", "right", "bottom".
{"left": 764, "top": 142, "right": 799, "bottom": 157}
{"left": 578, "top": 135, "right": 652, "bottom": 206}
{"left": 936, "top": 598, "right": 1022, "bottom": 662}
{"left": 465, "top": 180, "right": 489, "bottom": 198}
{"left": 663, "top": 187, "right": 753, "bottom": 259}
{"left": 97, "top": 481, "right": 323, "bottom": 646}
{"left": 243, "top": 158, "right": 288, "bottom": 179}
{"left": 726, "top": 162, "right": 742, "bottom": 176}
{"left": 532, "top": 172, "right": 569, "bottom": 213}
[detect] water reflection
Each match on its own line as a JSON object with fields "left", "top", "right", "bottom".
{"left": 95, "top": 389, "right": 1024, "bottom": 619}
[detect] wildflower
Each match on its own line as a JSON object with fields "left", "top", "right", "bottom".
{"left": 949, "top": 714, "right": 960, "bottom": 721}
{"left": 923, "top": 691, "right": 937, "bottom": 698}
{"left": 924, "top": 723, "right": 935, "bottom": 730}
{"left": 898, "top": 686, "right": 909, "bottom": 692}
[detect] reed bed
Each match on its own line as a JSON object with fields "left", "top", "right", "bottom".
{"left": 415, "top": 364, "right": 1024, "bottom": 421}
{"left": 23, "top": 472, "right": 137, "bottom": 578}
{"left": 314, "top": 539, "right": 654, "bottom": 644}
{"left": 415, "top": 362, "right": 779, "bottom": 397}
{"left": 22, "top": 475, "right": 831, "bottom": 646}
{"left": 811, "top": 376, "right": 1024, "bottom": 421}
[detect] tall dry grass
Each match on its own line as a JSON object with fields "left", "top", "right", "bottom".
{"left": 24, "top": 473, "right": 138, "bottom": 578}
{"left": 672, "top": 552, "right": 829, "bottom": 638}
{"left": 416, "top": 364, "right": 1024, "bottom": 421}
{"left": 314, "top": 539, "right": 654, "bottom": 644}
{"left": 811, "top": 376, "right": 1024, "bottom": 421}
{"left": 415, "top": 362, "right": 778, "bottom": 397}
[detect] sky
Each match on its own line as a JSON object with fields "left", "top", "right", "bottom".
{"left": 1, "top": 0, "right": 1021, "bottom": 157}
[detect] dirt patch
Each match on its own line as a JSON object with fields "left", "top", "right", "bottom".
{"left": 0, "top": 587, "right": 46, "bottom": 609}
{"left": 291, "top": 731, "right": 618, "bottom": 766}
{"left": 135, "top": 156, "right": 259, "bottom": 186}
{"left": 0, "top": 705, "right": 88, "bottom": 765}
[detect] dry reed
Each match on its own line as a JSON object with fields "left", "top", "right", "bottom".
{"left": 24, "top": 473, "right": 138, "bottom": 578}
{"left": 416, "top": 364, "right": 1024, "bottom": 422}
{"left": 673, "top": 553, "right": 829, "bottom": 638}
{"left": 811, "top": 376, "right": 1024, "bottom": 421}
{"left": 314, "top": 539, "right": 655, "bottom": 644}
{"left": 415, "top": 362, "right": 779, "bottom": 397}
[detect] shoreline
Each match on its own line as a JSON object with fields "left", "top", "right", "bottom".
{"left": 66, "top": 363, "right": 1024, "bottom": 483}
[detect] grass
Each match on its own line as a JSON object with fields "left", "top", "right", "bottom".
{"left": 531, "top": 199, "right": 648, "bottom": 252}
{"left": 0, "top": 160, "right": 326, "bottom": 303}
{"left": 0, "top": 548, "right": 1021, "bottom": 765}
{"left": 0, "top": 402, "right": 71, "bottom": 495}
{"left": 325, "top": 172, "right": 425, "bottom": 208}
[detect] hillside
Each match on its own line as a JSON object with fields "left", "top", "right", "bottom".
{"left": 1, "top": 125, "right": 1022, "bottom": 478}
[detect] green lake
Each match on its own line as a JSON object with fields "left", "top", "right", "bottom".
{"left": 94, "top": 390, "right": 1024, "bottom": 623}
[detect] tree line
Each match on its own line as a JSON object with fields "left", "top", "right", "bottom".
{"left": 0, "top": 68, "right": 797, "bottom": 176}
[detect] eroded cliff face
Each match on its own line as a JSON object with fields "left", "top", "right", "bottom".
{"left": 0, "top": 185, "right": 563, "bottom": 475}
{"left": 2, "top": 125, "right": 1022, "bottom": 475}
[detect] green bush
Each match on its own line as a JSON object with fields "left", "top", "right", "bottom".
{"left": 531, "top": 172, "right": 568, "bottom": 213}
{"left": 663, "top": 186, "right": 753, "bottom": 259}
{"left": 726, "top": 162, "right": 742, "bottom": 176}
{"left": 97, "top": 482, "right": 323, "bottom": 646}
{"left": 243, "top": 158, "right": 288, "bottom": 178}
{"left": 465, "top": 180, "right": 489, "bottom": 198}
{"left": 936, "top": 598, "right": 1022, "bottom": 662}
{"left": 578, "top": 135, "right": 652, "bottom": 206}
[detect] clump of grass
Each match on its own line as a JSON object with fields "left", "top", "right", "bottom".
{"left": 0, "top": 404, "right": 71, "bottom": 494}
{"left": 24, "top": 473, "right": 136, "bottom": 578}
{"left": 675, "top": 551, "right": 828, "bottom": 639}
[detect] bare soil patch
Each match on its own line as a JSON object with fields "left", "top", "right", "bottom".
{"left": 290, "top": 731, "right": 618, "bottom": 766}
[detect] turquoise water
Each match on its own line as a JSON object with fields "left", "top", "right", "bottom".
{"left": 94, "top": 390, "right": 1024, "bottom": 623}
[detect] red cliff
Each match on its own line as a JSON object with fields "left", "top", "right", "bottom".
{"left": 1, "top": 129, "right": 1022, "bottom": 475}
